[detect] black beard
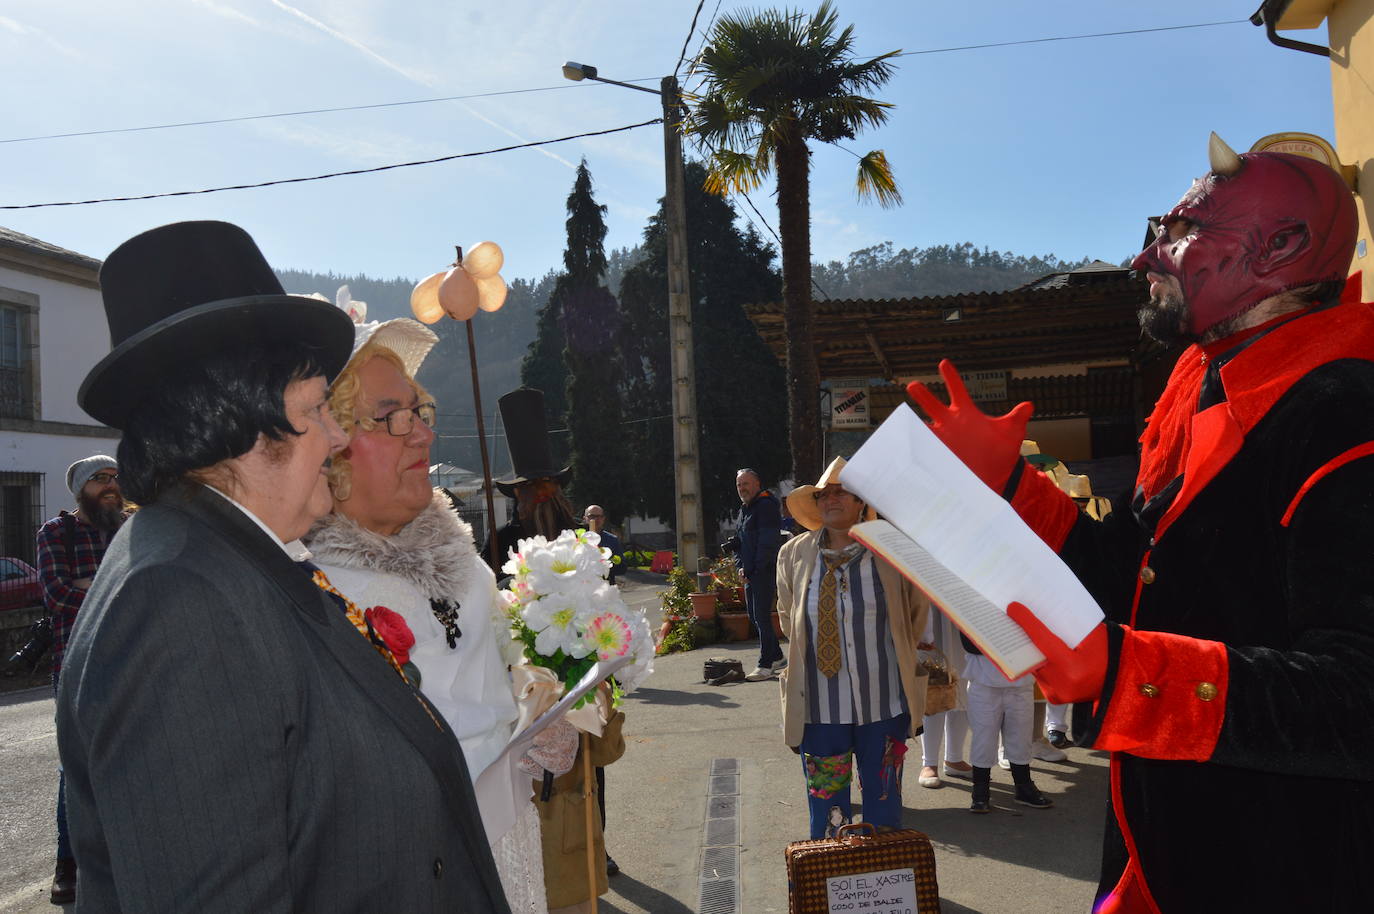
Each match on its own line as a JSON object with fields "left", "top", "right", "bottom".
{"left": 1138, "top": 288, "right": 1196, "bottom": 346}
{"left": 79, "top": 491, "right": 125, "bottom": 531}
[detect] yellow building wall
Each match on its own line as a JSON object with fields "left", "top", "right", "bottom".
{"left": 1328, "top": 0, "right": 1374, "bottom": 298}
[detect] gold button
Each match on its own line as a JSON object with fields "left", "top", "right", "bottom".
{"left": 1139, "top": 565, "right": 1156, "bottom": 585}
{"left": 1195, "top": 682, "right": 1218, "bottom": 701}
{"left": 1139, "top": 683, "right": 1159, "bottom": 698}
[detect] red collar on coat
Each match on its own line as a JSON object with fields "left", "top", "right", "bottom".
{"left": 1140, "top": 274, "right": 1374, "bottom": 541}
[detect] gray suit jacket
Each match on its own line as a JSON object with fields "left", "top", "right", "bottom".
{"left": 56, "top": 484, "right": 511, "bottom": 913}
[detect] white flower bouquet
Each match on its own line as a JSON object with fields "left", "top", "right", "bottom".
{"left": 500, "top": 529, "right": 654, "bottom": 705}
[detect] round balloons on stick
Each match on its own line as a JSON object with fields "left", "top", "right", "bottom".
{"left": 410, "top": 271, "right": 446, "bottom": 324}
{"left": 439, "top": 267, "right": 480, "bottom": 321}
{"left": 476, "top": 274, "right": 508, "bottom": 312}
{"left": 462, "top": 241, "right": 504, "bottom": 279}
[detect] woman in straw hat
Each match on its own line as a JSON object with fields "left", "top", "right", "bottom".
{"left": 305, "top": 308, "right": 574, "bottom": 913}
{"left": 775, "top": 457, "right": 930, "bottom": 838}
{"left": 56, "top": 221, "right": 509, "bottom": 913}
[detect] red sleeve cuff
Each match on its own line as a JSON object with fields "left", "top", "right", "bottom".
{"left": 1006, "top": 461, "right": 1080, "bottom": 551}
{"left": 1095, "top": 627, "right": 1229, "bottom": 760}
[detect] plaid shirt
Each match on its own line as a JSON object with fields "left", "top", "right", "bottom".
{"left": 36, "top": 512, "right": 114, "bottom": 675}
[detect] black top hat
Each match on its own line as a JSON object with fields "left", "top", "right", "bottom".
{"left": 78, "top": 221, "right": 355, "bottom": 429}
{"left": 495, "top": 388, "right": 571, "bottom": 497}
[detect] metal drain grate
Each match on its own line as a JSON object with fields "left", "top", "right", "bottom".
{"left": 705, "top": 816, "right": 738, "bottom": 847}
{"left": 699, "top": 760, "right": 741, "bottom": 914}
{"left": 709, "top": 774, "right": 739, "bottom": 796}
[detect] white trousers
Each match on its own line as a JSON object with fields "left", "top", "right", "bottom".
{"left": 1045, "top": 701, "right": 1070, "bottom": 734}
{"left": 920, "top": 708, "right": 969, "bottom": 767}
{"left": 967, "top": 680, "right": 1034, "bottom": 768}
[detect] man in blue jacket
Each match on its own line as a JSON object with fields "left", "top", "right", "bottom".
{"left": 734, "top": 468, "right": 785, "bottom": 680}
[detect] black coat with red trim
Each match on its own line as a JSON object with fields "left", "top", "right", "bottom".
{"left": 1013, "top": 303, "right": 1374, "bottom": 913}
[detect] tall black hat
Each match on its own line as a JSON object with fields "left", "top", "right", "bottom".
{"left": 495, "top": 388, "right": 571, "bottom": 497}
{"left": 78, "top": 220, "right": 355, "bottom": 429}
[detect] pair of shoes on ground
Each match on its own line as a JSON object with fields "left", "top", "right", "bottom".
{"left": 708, "top": 667, "right": 745, "bottom": 685}
{"left": 1046, "top": 729, "right": 1074, "bottom": 750}
{"left": 744, "top": 658, "right": 787, "bottom": 681}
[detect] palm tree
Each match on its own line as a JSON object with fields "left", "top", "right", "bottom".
{"left": 687, "top": 0, "right": 901, "bottom": 484}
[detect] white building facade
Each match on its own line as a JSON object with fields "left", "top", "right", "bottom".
{"left": 0, "top": 227, "right": 117, "bottom": 563}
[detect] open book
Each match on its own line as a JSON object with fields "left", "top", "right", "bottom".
{"left": 839, "top": 404, "right": 1103, "bottom": 680}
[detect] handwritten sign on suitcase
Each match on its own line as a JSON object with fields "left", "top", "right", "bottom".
{"left": 826, "top": 867, "right": 920, "bottom": 912}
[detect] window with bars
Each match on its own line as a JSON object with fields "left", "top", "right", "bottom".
{"left": 0, "top": 303, "right": 35, "bottom": 419}
{"left": 0, "top": 471, "right": 44, "bottom": 566}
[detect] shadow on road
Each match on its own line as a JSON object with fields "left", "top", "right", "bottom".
{"left": 0, "top": 685, "right": 50, "bottom": 708}
{"left": 627, "top": 687, "right": 740, "bottom": 708}
{"left": 601, "top": 873, "right": 694, "bottom": 913}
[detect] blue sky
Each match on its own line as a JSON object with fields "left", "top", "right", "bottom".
{"left": 0, "top": 1, "right": 1335, "bottom": 289}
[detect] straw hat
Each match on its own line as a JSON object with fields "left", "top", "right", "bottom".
{"left": 785, "top": 457, "right": 879, "bottom": 531}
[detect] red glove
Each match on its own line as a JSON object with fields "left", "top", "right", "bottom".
{"left": 907, "top": 359, "right": 1034, "bottom": 492}
{"left": 1007, "top": 601, "right": 1108, "bottom": 704}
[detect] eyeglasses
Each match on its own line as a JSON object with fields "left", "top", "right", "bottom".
{"left": 363, "top": 403, "right": 437, "bottom": 437}
{"left": 88, "top": 472, "right": 119, "bottom": 485}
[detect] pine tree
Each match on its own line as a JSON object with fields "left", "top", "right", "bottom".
{"left": 554, "top": 161, "right": 632, "bottom": 523}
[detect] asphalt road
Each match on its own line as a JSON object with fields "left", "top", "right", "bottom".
{"left": 0, "top": 571, "right": 1105, "bottom": 913}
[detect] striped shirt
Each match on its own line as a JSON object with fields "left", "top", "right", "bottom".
{"left": 36, "top": 512, "right": 114, "bottom": 676}
{"left": 802, "top": 546, "right": 907, "bottom": 725}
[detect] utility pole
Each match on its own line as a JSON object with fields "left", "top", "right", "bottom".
{"left": 659, "top": 75, "right": 704, "bottom": 574}
{"left": 560, "top": 62, "right": 703, "bottom": 572}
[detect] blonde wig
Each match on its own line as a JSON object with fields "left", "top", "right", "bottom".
{"left": 326, "top": 339, "right": 435, "bottom": 502}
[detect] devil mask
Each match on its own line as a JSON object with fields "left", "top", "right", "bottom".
{"left": 1131, "top": 134, "right": 1356, "bottom": 342}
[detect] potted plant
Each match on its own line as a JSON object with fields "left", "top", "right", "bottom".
{"left": 717, "top": 605, "right": 752, "bottom": 641}
{"left": 709, "top": 557, "right": 746, "bottom": 609}
{"left": 657, "top": 567, "right": 703, "bottom": 653}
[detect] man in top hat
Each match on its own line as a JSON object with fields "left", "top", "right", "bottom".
{"left": 35, "top": 453, "right": 128, "bottom": 903}
{"left": 491, "top": 388, "right": 579, "bottom": 570}
{"left": 911, "top": 137, "right": 1374, "bottom": 911}
{"left": 57, "top": 221, "right": 510, "bottom": 913}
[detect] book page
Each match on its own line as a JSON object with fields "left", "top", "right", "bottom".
{"left": 851, "top": 520, "right": 1044, "bottom": 678}
{"left": 839, "top": 404, "right": 1102, "bottom": 650}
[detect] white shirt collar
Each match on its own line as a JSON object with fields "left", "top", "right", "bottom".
{"left": 202, "top": 484, "right": 314, "bottom": 562}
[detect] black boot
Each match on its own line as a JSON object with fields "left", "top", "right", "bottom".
{"left": 969, "top": 765, "right": 992, "bottom": 814}
{"left": 1010, "top": 762, "right": 1053, "bottom": 809}
{"left": 50, "top": 856, "right": 76, "bottom": 905}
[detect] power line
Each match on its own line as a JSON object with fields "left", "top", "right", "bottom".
{"left": 0, "top": 80, "right": 663, "bottom": 146}
{"left": 0, "top": 119, "right": 663, "bottom": 210}
{"left": 891, "top": 18, "right": 1247, "bottom": 57}
{"left": 683, "top": 0, "right": 724, "bottom": 88}
{"left": 674, "top": 0, "right": 709, "bottom": 79}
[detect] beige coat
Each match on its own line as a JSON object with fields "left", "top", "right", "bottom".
{"left": 776, "top": 529, "right": 930, "bottom": 747}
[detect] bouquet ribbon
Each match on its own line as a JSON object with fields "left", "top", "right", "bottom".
{"left": 512, "top": 663, "right": 609, "bottom": 738}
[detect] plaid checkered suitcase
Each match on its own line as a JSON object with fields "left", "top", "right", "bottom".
{"left": 785, "top": 823, "right": 941, "bottom": 914}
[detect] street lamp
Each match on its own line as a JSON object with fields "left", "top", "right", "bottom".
{"left": 562, "top": 61, "right": 705, "bottom": 575}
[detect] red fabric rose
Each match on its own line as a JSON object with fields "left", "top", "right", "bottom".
{"left": 364, "top": 606, "right": 415, "bottom": 666}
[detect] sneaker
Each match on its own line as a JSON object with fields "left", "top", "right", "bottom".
{"left": 744, "top": 666, "right": 776, "bottom": 681}
{"left": 1014, "top": 785, "right": 1054, "bottom": 809}
{"left": 998, "top": 748, "right": 1011, "bottom": 770}
{"left": 1047, "top": 729, "right": 1074, "bottom": 750}
{"left": 769, "top": 658, "right": 789, "bottom": 672}
{"left": 969, "top": 797, "right": 991, "bottom": 814}
{"left": 1032, "top": 738, "right": 1068, "bottom": 762}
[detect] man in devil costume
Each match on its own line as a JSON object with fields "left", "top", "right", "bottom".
{"left": 910, "top": 135, "right": 1374, "bottom": 913}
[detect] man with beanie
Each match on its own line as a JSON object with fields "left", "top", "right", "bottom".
{"left": 35, "top": 454, "right": 127, "bottom": 904}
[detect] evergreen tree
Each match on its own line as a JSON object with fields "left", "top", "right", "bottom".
{"left": 554, "top": 162, "right": 633, "bottom": 523}
{"left": 619, "top": 161, "right": 787, "bottom": 532}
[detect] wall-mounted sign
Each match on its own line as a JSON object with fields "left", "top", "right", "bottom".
{"left": 965, "top": 370, "right": 1008, "bottom": 403}
{"left": 1250, "top": 132, "right": 1357, "bottom": 191}
{"left": 830, "top": 379, "right": 870, "bottom": 428}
